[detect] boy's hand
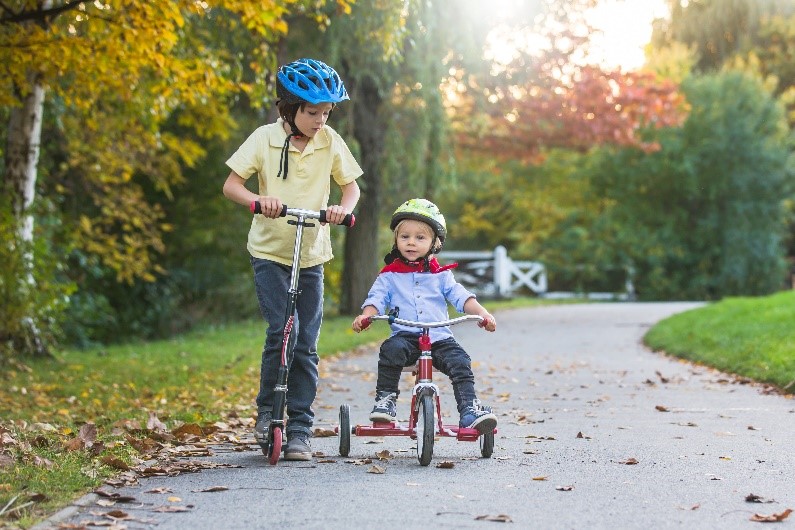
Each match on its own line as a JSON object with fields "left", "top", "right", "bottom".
{"left": 255, "top": 196, "right": 283, "bottom": 218}
{"left": 352, "top": 315, "right": 370, "bottom": 333}
{"left": 478, "top": 313, "right": 496, "bottom": 332}
{"left": 323, "top": 204, "right": 348, "bottom": 226}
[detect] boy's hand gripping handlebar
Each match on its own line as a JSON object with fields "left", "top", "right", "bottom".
{"left": 250, "top": 201, "right": 355, "bottom": 227}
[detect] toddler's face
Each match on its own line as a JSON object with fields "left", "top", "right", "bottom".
{"left": 294, "top": 103, "right": 333, "bottom": 137}
{"left": 396, "top": 220, "right": 434, "bottom": 262}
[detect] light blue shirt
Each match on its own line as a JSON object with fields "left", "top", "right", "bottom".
{"left": 362, "top": 268, "right": 475, "bottom": 343}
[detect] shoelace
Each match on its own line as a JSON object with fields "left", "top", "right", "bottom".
{"left": 375, "top": 393, "right": 396, "bottom": 407}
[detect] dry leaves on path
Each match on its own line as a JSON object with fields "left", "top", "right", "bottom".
{"left": 750, "top": 508, "right": 792, "bottom": 523}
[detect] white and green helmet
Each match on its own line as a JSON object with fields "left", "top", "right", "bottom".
{"left": 390, "top": 198, "right": 447, "bottom": 244}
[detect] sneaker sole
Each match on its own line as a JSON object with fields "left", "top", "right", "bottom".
{"left": 283, "top": 452, "right": 313, "bottom": 461}
{"left": 469, "top": 416, "right": 497, "bottom": 434}
{"left": 369, "top": 413, "right": 397, "bottom": 422}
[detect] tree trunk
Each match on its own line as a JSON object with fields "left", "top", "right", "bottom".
{"left": 340, "top": 74, "right": 385, "bottom": 314}
{"left": 3, "top": 73, "right": 49, "bottom": 357}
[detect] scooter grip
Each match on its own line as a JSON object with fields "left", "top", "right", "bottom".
{"left": 251, "top": 201, "right": 286, "bottom": 216}
{"left": 319, "top": 210, "right": 355, "bottom": 227}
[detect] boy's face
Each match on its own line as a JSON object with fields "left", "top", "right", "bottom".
{"left": 294, "top": 102, "right": 333, "bottom": 137}
{"left": 395, "top": 220, "right": 435, "bottom": 262}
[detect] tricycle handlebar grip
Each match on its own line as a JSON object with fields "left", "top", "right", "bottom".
{"left": 360, "top": 317, "right": 372, "bottom": 330}
{"left": 250, "top": 200, "right": 261, "bottom": 214}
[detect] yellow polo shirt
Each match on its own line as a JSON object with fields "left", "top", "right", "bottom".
{"left": 226, "top": 118, "right": 363, "bottom": 267}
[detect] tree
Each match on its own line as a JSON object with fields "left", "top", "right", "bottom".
{"left": 590, "top": 71, "right": 792, "bottom": 298}
{"left": 0, "top": 0, "right": 351, "bottom": 355}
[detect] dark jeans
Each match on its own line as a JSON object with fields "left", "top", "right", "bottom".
{"left": 376, "top": 332, "right": 476, "bottom": 414}
{"left": 251, "top": 256, "right": 323, "bottom": 438}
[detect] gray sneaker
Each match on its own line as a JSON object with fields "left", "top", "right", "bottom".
{"left": 369, "top": 391, "right": 397, "bottom": 422}
{"left": 284, "top": 434, "right": 312, "bottom": 461}
{"left": 254, "top": 408, "right": 272, "bottom": 445}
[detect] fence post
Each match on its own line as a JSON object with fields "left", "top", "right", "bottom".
{"left": 493, "top": 245, "right": 511, "bottom": 297}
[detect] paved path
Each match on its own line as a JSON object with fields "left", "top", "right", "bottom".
{"left": 38, "top": 303, "right": 794, "bottom": 529}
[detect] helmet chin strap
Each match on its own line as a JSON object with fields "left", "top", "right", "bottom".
{"left": 277, "top": 120, "right": 304, "bottom": 179}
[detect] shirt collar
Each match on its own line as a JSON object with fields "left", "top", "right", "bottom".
{"left": 270, "top": 118, "right": 330, "bottom": 152}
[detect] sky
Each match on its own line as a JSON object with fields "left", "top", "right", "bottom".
{"left": 585, "top": 0, "right": 670, "bottom": 70}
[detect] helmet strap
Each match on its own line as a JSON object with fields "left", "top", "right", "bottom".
{"left": 277, "top": 122, "right": 304, "bottom": 180}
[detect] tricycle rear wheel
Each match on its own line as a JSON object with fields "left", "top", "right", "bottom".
{"left": 480, "top": 430, "right": 494, "bottom": 458}
{"left": 339, "top": 404, "right": 351, "bottom": 457}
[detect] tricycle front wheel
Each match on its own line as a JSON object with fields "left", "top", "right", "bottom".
{"left": 416, "top": 394, "right": 435, "bottom": 466}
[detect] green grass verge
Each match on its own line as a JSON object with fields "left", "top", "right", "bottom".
{"left": 644, "top": 290, "right": 795, "bottom": 392}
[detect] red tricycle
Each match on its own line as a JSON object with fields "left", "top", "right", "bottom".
{"left": 336, "top": 311, "right": 496, "bottom": 466}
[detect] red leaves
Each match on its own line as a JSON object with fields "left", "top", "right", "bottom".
{"left": 455, "top": 61, "right": 686, "bottom": 163}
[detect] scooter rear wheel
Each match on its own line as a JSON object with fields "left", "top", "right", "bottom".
{"left": 268, "top": 426, "right": 283, "bottom": 465}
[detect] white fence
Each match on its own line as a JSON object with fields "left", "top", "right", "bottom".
{"left": 438, "top": 245, "right": 634, "bottom": 300}
{"left": 438, "top": 245, "right": 547, "bottom": 298}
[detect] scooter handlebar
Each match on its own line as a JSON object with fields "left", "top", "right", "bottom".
{"left": 250, "top": 201, "right": 355, "bottom": 227}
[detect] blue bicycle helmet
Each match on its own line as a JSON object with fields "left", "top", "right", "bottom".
{"left": 276, "top": 58, "right": 349, "bottom": 105}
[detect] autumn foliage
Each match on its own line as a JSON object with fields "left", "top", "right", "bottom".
{"left": 452, "top": 61, "right": 687, "bottom": 162}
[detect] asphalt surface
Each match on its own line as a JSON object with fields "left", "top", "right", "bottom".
{"left": 36, "top": 302, "right": 794, "bottom": 530}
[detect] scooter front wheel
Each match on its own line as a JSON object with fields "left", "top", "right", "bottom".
{"left": 268, "top": 426, "right": 283, "bottom": 465}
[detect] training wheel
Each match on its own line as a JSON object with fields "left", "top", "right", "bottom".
{"left": 339, "top": 404, "right": 351, "bottom": 457}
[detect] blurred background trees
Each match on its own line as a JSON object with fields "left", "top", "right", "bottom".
{"left": 2, "top": 0, "right": 794, "bottom": 357}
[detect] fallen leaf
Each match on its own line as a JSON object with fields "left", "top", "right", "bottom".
{"left": 475, "top": 514, "right": 513, "bottom": 522}
{"left": 153, "top": 505, "right": 192, "bottom": 513}
{"left": 375, "top": 450, "right": 393, "bottom": 460}
{"left": 145, "top": 487, "right": 173, "bottom": 494}
{"left": 750, "top": 508, "right": 792, "bottom": 522}
{"left": 618, "top": 458, "right": 638, "bottom": 465}
{"left": 436, "top": 461, "right": 455, "bottom": 469}
{"left": 313, "top": 428, "right": 336, "bottom": 438}
{"left": 100, "top": 455, "right": 130, "bottom": 471}
{"left": 655, "top": 405, "right": 670, "bottom": 412}
{"left": 532, "top": 476, "right": 548, "bottom": 481}
{"left": 367, "top": 465, "right": 385, "bottom": 474}
{"left": 94, "top": 490, "right": 136, "bottom": 503}
{"left": 746, "top": 494, "right": 775, "bottom": 504}
{"left": 192, "top": 486, "right": 228, "bottom": 493}
{"left": 556, "top": 485, "right": 574, "bottom": 491}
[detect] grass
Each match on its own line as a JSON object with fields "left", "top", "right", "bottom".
{"left": 2, "top": 292, "right": 793, "bottom": 527}
{"left": 644, "top": 290, "right": 795, "bottom": 392}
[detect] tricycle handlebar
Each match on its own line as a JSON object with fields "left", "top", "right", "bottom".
{"left": 367, "top": 314, "right": 483, "bottom": 329}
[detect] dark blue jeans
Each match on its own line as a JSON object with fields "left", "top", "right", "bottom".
{"left": 376, "top": 332, "right": 476, "bottom": 415}
{"left": 251, "top": 256, "right": 323, "bottom": 439}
